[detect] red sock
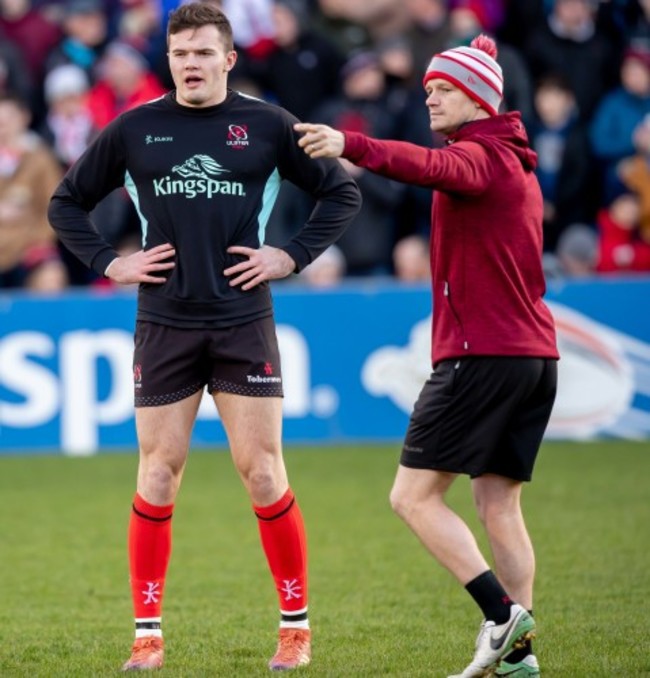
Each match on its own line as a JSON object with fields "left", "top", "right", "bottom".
{"left": 254, "top": 488, "right": 308, "bottom": 618}
{"left": 128, "top": 493, "right": 173, "bottom": 623}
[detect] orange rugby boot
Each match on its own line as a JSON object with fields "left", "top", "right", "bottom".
{"left": 268, "top": 628, "right": 311, "bottom": 671}
{"left": 121, "top": 636, "right": 164, "bottom": 671}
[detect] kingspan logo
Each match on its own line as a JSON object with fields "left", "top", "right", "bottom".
{"left": 153, "top": 154, "right": 245, "bottom": 199}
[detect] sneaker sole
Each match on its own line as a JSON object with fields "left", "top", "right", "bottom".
{"left": 269, "top": 657, "right": 311, "bottom": 671}
{"left": 483, "top": 629, "right": 537, "bottom": 677}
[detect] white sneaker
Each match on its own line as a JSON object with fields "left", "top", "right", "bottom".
{"left": 447, "top": 604, "right": 536, "bottom": 678}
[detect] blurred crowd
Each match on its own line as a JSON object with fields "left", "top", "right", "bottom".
{"left": 2, "top": 0, "right": 650, "bottom": 292}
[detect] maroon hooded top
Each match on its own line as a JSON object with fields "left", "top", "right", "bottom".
{"left": 343, "top": 112, "right": 559, "bottom": 364}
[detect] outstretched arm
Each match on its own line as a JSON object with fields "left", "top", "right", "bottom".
{"left": 297, "top": 123, "right": 490, "bottom": 193}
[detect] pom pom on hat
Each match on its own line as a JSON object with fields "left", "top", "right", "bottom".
{"left": 423, "top": 34, "right": 503, "bottom": 116}
{"left": 470, "top": 34, "right": 498, "bottom": 59}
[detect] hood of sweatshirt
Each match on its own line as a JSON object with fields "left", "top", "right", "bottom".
{"left": 447, "top": 111, "right": 538, "bottom": 172}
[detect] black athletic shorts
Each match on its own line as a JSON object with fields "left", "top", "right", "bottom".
{"left": 132, "top": 317, "right": 283, "bottom": 407}
{"left": 400, "top": 357, "right": 558, "bottom": 481}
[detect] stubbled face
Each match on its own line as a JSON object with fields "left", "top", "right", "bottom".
{"left": 168, "top": 24, "right": 237, "bottom": 108}
{"left": 424, "top": 78, "right": 483, "bottom": 135}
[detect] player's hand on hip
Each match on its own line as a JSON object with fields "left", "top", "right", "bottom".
{"left": 225, "top": 245, "right": 296, "bottom": 290}
{"left": 294, "top": 122, "right": 345, "bottom": 158}
{"left": 105, "top": 243, "right": 175, "bottom": 285}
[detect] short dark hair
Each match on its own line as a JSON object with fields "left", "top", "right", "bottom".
{"left": 0, "top": 92, "right": 31, "bottom": 113}
{"left": 167, "top": 2, "right": 234, "bottom": 51}
{"left": 535, "top": 72, "right": 574, "bottom": 96}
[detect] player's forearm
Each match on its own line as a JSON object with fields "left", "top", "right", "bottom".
{"left": 48, "top": 192, "right": 119, "bottom": 276}
{"left": 282, "top": 176, "right": 361, "bottom": 271}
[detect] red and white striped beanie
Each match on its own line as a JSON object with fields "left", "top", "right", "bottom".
{"left": 422, "top": 35, "right": 503, "bottom": 116}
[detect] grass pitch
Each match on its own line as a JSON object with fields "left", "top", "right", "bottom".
{"left": 0, "top": 441, "right": 648, "bottom": 677}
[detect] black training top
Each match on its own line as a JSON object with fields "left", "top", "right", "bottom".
{"left": 48, "top": 90, "right": 361, "bottom": 328}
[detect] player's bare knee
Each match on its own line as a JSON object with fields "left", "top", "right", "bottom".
{"left": 479, "top": 501, "right": 519, "bottom": 531}
{"left": 245, "top": 467, "right": 280, "bottom": 499}
{"left": 141, "top": 460, "right": 181, "bottom": 494}
{"left": 389, "top": 486, "right": 415, "bottom": 521}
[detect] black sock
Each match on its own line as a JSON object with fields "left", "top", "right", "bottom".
{"left": 464, "top": 570, "right": 513, "bottom": 624}
{"left": 503, "top": 610, "right": 534, "bottom": 662}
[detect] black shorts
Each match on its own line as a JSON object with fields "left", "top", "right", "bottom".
{"left": 400, "top": 357, "right": 558, "bottom": 481}
{"left": 132, "top": 317, "right": 283, "bottom": 407}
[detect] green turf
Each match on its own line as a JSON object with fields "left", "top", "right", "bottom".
{"left": 0, "top": 441, "right": 648, "bottom": 676}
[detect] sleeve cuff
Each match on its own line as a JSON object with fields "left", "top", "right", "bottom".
{"left": 91, "top": 248, "right": 121, "bottom": 277}
{"left": 280, "top": 242, "right": 310, "bottom": 273}
{"left": 342, "top": 131, "right": 366, "bottom": 162}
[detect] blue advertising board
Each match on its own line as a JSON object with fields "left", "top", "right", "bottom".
{"left": 1, "top": 277, "right": 649, "bottom": 455}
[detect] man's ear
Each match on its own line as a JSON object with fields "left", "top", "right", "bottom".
{"left": 225, "top": 50, "right": 238, "bottom": 72}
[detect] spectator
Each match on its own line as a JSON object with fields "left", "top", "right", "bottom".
{"left": 392, "top": 234, "right": 430, "bottom": 281}
{"left": 528, "top": 72, "right": 596, "bottom": 252}
{"left": 496, "top": 0, "right": 546, "bottom": 52}
{"left": 596, "top": 192, "right": 650, "bottom": 273}
{"left": 325, "top": 46, "right": 403, "bottom": 131}
{"left": 604, "top": 6, "right": 641, "bottom": 51}
{"left": 239, "top": 0, "right": 345, "bottom": 120}
{"left": 83, "top": 40, "right": 163, "bottom": 280}
{"left": 222, "top": 0, "right": 275, "bottom": 58}
{"left": 0, "top": 92, "right": 66, "bottom": 290}
{"left": 39, "top": 62, "right": 114, "bottom": 285}
{"left": 44, "top": 0, "right": 109, "bottom": 84}
{"left": 525, "top": 0, "right": 619, "bottom": 122}
{"left": 376, "top": 34, "right": 419, "bottom": 111}
{"left": 40, "top": 63, "right": 93, "bottom": 168}
{"left": 0, "top": 0, "right": 61, "bottom": 83}
{"left": 589, "top": 45, "right": 650, "bottom": 204}
{"left": 0, "top": 0, "right": 61, "bottom": 122}
{"left": 404, "top": 0, "right": 451, "bottom": 74}
{"left": 551, "top": 222, "right": 598, "bottom": 277}
{"left": 312, "top": 50, "right": 405, "bottom": 275}
{"left": 0, "top": 26, "right": 34, "bottom": 104}
{"left": 310, "top": 0, "right": 372, "bottom": 56}
{"left": 299, "top": 243, "right": 346, "bottom": 286}
{"left": 117, "top": 0, "right": 168, "bottom": 86}
{"left": 86, "top": 38, "right": 166, "bottom": 129}
{"left": 619, "top": 111, "right": 650, "bottom": 242}
{"left": 316, "top": 0, "right": 408, "bottom": 46}
{"left": 610, "top": 0, "right": 650, "bottom": 51}
{"left": 448, "top": 0, "right": 505, "bottom": 35}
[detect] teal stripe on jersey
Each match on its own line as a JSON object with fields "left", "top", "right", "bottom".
{"left": 125, "top": 170, "right": 147, "bottom": 247}
{"left": 258, "top": 168, "right": 281, "bottom": 245}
